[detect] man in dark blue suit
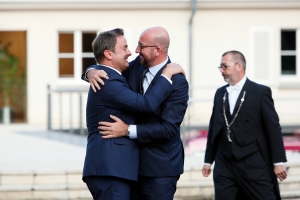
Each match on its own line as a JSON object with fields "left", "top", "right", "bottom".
{"left": 83, "top": 28, "right": 184, "bottom": 200}
{"left": 202, "top": 51, "right": 287, "bottom": 199}
{"left": 83, "top": 27, "right": 189, "bottom": 200}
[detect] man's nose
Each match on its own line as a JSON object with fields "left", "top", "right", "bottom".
{"left": 128, "top": 49, "right": 132, "bottom": 56}
{"left": 135, "top": 46, "right": 140, "bottom": 53}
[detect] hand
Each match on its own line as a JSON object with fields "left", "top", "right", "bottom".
{"left": 162, "top": 63, "right": 186, "bottom": 79}
{"left": 202, "top": 164, "right": 212, "bottom": 177}
{"left": 87, "top": 69, "right": 109, "bottom": 92}
{"left": 274, "top": 165, "right": 287, "bottom": 181}
{"left": 98, "top": 115, "right": 129, "bottom": 138}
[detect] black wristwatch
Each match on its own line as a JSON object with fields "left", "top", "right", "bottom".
{"left": 126, "top": 125, "right": 130, "bottom": 137}
{"left": 126, "top": 130, "right": 130, "bottom": 137}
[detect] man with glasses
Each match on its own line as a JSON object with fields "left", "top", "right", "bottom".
{"left": 202, "top": 50, "right": 287, "bottom": 199}
{"left": 82, "top": 27, "right": 188, "bottom": 200}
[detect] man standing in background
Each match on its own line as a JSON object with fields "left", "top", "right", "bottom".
{"left": 202, "top": 50, "right": 287, "bottom": 200}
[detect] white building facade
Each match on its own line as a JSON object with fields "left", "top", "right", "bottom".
{"left": 0, "top": 0, "right": 300, "bottom": 132}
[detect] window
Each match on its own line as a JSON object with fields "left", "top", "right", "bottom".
{"left": 58, "top": 31, "right": 97, "bottom": 78}
{"left": 82, "top": 32, "right": 97, "bottom": 72}
{"left": 281, "top": 30, "right": 296, "bottom": 75}
{"left": 59, "top": 33, "right": 74, "bottom": 77}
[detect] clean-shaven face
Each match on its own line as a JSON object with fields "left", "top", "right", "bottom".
{"left": 112, "top": 36, "right": 132, "bottom": 72}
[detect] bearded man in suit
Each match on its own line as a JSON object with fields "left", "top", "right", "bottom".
{"left": 202, "top": 50, "right": 287, "bottom": 200}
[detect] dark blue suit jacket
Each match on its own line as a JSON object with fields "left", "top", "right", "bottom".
{"left": 83, "top": 65, "right": 173, "bottom": 182}
{"left": 123, "top": 56, "right": 189, "bottom": 177}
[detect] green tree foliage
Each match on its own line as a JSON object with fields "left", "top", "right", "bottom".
{"left": 0, "top": 42, "right": 25, "bottom": 109}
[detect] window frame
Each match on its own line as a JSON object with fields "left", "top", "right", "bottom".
{"left": 57, "top": 30, "right": 97, "bottom": 83}
{"left": 280, "top": 29, "right": 297, "bottom": 76}
{"left": 279, "top": 29, "right": 300, "bottom": 88}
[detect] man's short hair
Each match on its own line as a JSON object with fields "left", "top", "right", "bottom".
{"left": 92, "top": 28, "right": 124, "bottom": 63}
{"left": 222, "top": 50, "right": 246, "bottom": 70}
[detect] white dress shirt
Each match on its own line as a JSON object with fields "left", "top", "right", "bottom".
{"left": 226, "top": 75, "right": 247, "bottom": 115}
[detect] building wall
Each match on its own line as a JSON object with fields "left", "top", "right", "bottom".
{"left": 190, "top": 8, "right": 300, "bottom": 126}
{"left": 0, "top": 1, "right": 299, "bottom": 127}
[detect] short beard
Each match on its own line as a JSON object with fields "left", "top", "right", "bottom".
{"left": 140, "top": 56, "right": 150, "bottom": 68}
{"left": 224, "top": 77, "right": 230, "bottom": 83}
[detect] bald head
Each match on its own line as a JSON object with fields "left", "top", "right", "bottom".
{"left": 141, "top": 27, "right": 170, "bottom": 54}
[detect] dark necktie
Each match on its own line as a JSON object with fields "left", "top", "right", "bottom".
{"left": 140, "top": 68, "right": 149, "bottom": 95}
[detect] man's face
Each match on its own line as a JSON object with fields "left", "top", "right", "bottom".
{"left": 112, "top": 36, "right": 132, "bottom": 72}
{"left": 135, "top": 34, "right": 157, "bottom": 68}
{"left": 220, "top": 54, "right": 238, "bottom": 84}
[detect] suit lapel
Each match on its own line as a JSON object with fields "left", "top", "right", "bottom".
{"left": 225, "top": 92, "right": 232, "bottom": 119}
{"left": 144, "top": 59, "right": 170, "bottom": 95}
{"left": 211, "top": 87, "right": 227, "bottom": 140}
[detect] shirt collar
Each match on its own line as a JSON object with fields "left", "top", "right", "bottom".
{"left": 231, "top": 75, "right": 247, "bottom": 90}
{"left": 98, "top": 64, "right": 122, "bottom": 75}
{"left": 148, "top": 57, "right": 168, "bottom": 77}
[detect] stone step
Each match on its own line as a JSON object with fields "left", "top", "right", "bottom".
{"left": 175, "top": 175, "right": 300, "bottom": 199}
{"left": 0, "top": 185, "right": 91, "bottom": 200}
{"left": 0, "top": 167, "right": 299, "bottom": 200}
{"left": 0, "top": 170, "right": 82, "bottom": 185}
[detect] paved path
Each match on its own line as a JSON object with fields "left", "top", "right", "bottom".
{"left": 0, "top": 124, "right": 86, "bottom": 171}
{"left": 1, "top": 124, "right": 300, "bottom": 172}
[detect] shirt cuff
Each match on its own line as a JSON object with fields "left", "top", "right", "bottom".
{"left": 84, "top": 68, "right": 94, "bottom": 81}
{"left": 274, "top": 162, "right": 284, "bottom": 166}
{"left": 129, "top": 125, "right": 137, "bottom": 139}
{"left": 204, "top": 163, "right": 211, "bottom": 166}
{"left": 160, "top": 74, "right": 172, "bottom": 84}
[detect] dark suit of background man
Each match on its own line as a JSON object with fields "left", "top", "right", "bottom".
{"left": 83, "top": 27, "right": 189, "bottom": 200}
{"left": 83, "top": 28, "right": 183, "bottom": 200}
{"left": 202, "top": 50, "right": 287, "bottom": 200}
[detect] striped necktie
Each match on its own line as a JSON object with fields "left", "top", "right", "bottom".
{"left": 140, "top": 68, "right": 149, "bottom": 95}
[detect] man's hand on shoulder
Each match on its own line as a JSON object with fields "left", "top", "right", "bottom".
{"left": 162, "top": 63, "right": 186, "bottom": 79}
{"left": 99, "top": 115, "right": 128, "bottom": 138}
{"left": 87, "top": 69, "right": 109, "bottom": 92}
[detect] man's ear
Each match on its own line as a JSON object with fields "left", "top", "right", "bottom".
{"left": 104, "top": 50, "right": 113, "bottom": 60}
{"left": 154, "top": 47, "right": 161, "bottom": 57}
{"left": 236, "top": 62, "right": 243, "bottom": 71}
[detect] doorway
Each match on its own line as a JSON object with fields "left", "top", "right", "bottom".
{"left": 0, "top": 31, "right": 27, "bottom": 123}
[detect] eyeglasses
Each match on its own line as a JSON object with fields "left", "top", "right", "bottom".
{"left": 137, "top": 43, "right": 157, "bottom": 50}
{"left": 218, "top": 63, "right": 237, "bottom": 71}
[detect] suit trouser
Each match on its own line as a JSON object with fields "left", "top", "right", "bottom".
{"left": 131, "top": 175, "right": 180, "bottom": 200}
{"left": 213, "top": 150, "right": 276, "bottom": 200}
{"left": 85, "top": 176, "right": 134, "bottom": 200}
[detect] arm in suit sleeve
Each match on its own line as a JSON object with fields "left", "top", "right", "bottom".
{"left": 261, "top": 87, "right": 287, "bottom": 163}
{"left": 81, "top": 65, "right": 98, "bottom": 82}
{"left": 136, "top": 74, "right": 189, "bottom": 143}
{"left": 102, "top": 75, "right": 173, "bottom": 113}
{"left": 204, "top": 89, "right": 221, "bottom": 164}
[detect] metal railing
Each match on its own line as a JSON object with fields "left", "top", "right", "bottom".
{"left": 47, "top": 85, "right": 88, "bottom": 135}
{"left": 47, "top": 84, "right": 300, "bottom": 136}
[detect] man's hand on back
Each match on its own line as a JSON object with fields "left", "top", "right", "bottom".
{"left": 99, "top": 115, "right": 129, "bottom": 138}
{"left": 87, "top": 69, "right": 109, "bottom": 92}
